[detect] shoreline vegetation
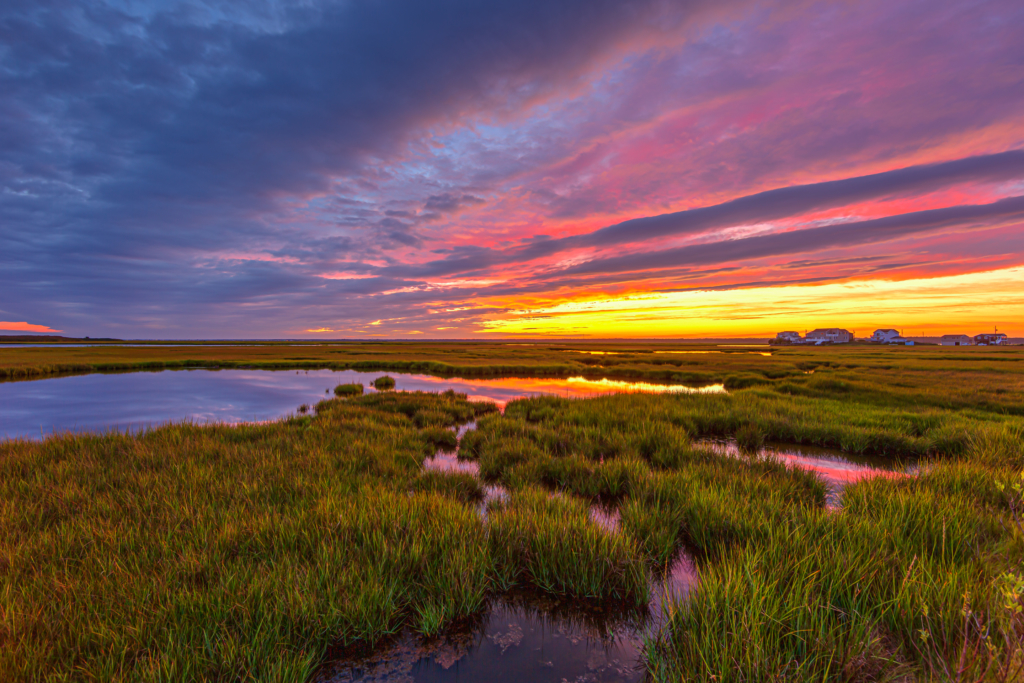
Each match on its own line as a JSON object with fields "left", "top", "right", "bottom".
{"left": 1, "top": 346, "right": 1023, "bottom": 681}
{"left": 2, "top": 342, "right": 1023, "bottom": 412}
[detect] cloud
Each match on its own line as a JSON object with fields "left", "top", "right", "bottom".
{"left": 0, "top": 321, "right": 62, "bottom": 332}
{"left": 564, "top": 151, "right": 1024, "bottom": 250}
{"left": 378, "top": 150, "right": 1024, "bottom": 280}
{"left": 423, "top": 193, "right": 486, "bottom": 214}
{"left": 2, "top": 0, "right": 1023, "bottom": 336}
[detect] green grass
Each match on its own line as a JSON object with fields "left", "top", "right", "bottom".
{"left": 410, "top": 470, "right": 485, "bottom": 504}
{"left": 0, "top": 391, "right": 651, "bottom": 682}
{"left": 455, "top": 393, "right": 1024, "bottom": 679}
{"left": 650, "top": 467, "right": 1023, "bottom": 682}
{"left": 4, "top": 341, "right": 1022, "bottom": 418}
{"left": 487, "top": 487, "right": 649, "bottom": 602}
{"left": 333, "top": 382, "right": 363, "bottom": 396}
{"left": 2, "top": 344, "right": 1023, "bottom": 681}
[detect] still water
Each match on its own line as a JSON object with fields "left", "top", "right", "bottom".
{"left": 316, "top": 595, "right": 651, "bottom": 683}
{"left": 695, "top": 438, "right": 913, "bottom": 505}
{"left": 0, "top": 369, "right": 724, "bottom": 440}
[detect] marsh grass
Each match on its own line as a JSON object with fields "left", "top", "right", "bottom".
{"left": 487, "top": 487, "right": 650, "bottom": 602}
{"left": 2, "top": 344, "right": 1023, "bottom": 681}
{"left": 410, "top": 470, "right": 485, "bottom": 504}
{"left": 644, "top": 453, "right": 1024, "bottom": 682}
{"left": 0, "top": 393, "right": 501, "bottom": 681}
{"left": 5, "top": 342, "right": 1023, "bottom": 418}
{"left": 333, "top": 382, "right": 363, "bottom": 396}
{"left": 0, "top": 390, "right": 660, "bottom": 682}
{"left": 465, "top": 393, "right": 1024, "bottom": 680}
{"left": 420, "top": 426, "right": 459, "bottom": 451}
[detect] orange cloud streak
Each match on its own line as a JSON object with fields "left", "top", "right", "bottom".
{"left": 0, "top": 321, "right": 63, "bottom": 333}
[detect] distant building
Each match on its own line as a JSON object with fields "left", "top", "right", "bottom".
{"left": 940, "top": 334, "right": 972, "bottom": 346}
{"left": 774, "top": 331, "right": 803, "bottom": 344}
{"left": 870, "top": 329, "right": 902, "bottom": 343}
{"left": 974, "top": 333, "right": 1008, "bottom": 346}
{"left": 806, "top": 328, "right": 853, "bottom": 344}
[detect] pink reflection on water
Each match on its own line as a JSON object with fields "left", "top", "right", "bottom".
{"left": 696, "top": 438, "right": 912, "bottom": 505}
{"left": 423, "top": 450, "right": 479, "bottom": 476}
{"left": 588, "top": 504, "right": 621, "bottom": 533}
{"left": 771, "top": 452, "right": 908, "bottom": 485}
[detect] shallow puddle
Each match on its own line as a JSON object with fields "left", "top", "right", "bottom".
{"left": 696, "top": 438, "right": 913, "bottom": 504}
{"left": 316, "top": 593, "right": 649, "bottom": 683}
{"left": 0, "top": 369, "right": 723, "bottom": 440}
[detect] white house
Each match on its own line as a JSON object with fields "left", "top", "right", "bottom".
{"left": 939, "top": 334, "right": 972, "bottom": 346}
{"left": 871, "top": 329, "right": 901, "bottom": 343}
{"left": 806, "top": 328, "right": 853, "bottom": 344}
{"left": 775, "top": 331, "right": 803, "bottom": 343}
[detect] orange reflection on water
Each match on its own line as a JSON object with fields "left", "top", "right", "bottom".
{"left": 401, "top": 374, "right": 725, "bottom": 409}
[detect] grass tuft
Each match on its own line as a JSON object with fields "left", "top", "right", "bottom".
{"left": 334, "top": 382, "right": 364, "bottom": 396}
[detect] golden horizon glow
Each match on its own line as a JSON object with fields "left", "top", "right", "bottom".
{"left": 478, "top": 266, "right": 1024, "bottom": 338}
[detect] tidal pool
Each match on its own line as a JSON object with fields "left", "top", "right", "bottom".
{"left": 0, "top": 369, "right": 724, "bottom": 440}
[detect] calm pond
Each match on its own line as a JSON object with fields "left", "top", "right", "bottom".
{"left": 0, "top": 368, "right": 724, "bottom": 440}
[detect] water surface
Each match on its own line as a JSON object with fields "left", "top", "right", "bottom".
{"left": 696, "top": 438, "right": 913, "bottom": 504}
{"left": 316, "top": 594, "right": 650, "bottom": 683}
{"left": 0, "top": 369, "right": 723, "bottom": 440}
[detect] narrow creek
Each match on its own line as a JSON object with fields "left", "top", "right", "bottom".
{"left": 321, "top": 421, "right": 913, "bottom": 682}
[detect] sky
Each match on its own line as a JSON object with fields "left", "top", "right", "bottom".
{"left": 2, "top": 0, "right": 1023, "bottom": 339}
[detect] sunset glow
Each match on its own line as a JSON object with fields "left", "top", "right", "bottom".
{"left": 479, "top": 267, "right": 1024, "bottom": 338}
